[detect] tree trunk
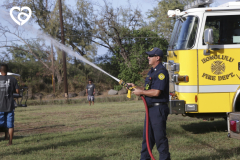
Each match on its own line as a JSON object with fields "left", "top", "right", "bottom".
{"left": 55, "top": 69, "right": 63, "bottom": 90}
{"left": 51, "top": 43, "right": 55, "bottom": 94}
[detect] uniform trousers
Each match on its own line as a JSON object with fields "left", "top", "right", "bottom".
{"left": 140, "top": 104, "right": 170, "bottom": 160}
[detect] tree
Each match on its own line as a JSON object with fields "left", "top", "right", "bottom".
{"left": 0, "top": 23, "right": 63, "bottom": 90}
{"left": 92, "top": 0, "right": 144, "bottom": 67}
{"left": 1, "top": 0, "right": 97, "bottom": 89}
{"left": 91, "top": 1, "right": 169, "bottom": 84}
{"left": 3, "top": 0, "right": 94, "bottom": 56}
{"left": 109, "top": 28, "right": 168, "bottom": 84}
{"left": 148, "top": 0, "right": 193, "bottom": 41}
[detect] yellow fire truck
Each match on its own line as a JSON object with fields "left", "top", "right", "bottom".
{"left": 167, "top": 0, "right": 240, "bottom": 124}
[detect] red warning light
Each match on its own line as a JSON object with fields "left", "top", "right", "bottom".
{"left": 230, "top": 120, "right": 239, "bottom": 133}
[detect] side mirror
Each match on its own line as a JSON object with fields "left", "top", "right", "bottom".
{"left": 204, "top": 28, "right": 214, "bottom": 45}
{"left": 204, "top": 28, "right": 214, "bottom": 55}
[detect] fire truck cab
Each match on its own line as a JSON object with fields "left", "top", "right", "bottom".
{"left": 167, "top": 0, "right": 240, "bottom": 120}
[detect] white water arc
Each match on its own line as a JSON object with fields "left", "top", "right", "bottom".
{"left": 0, "top": 9, "right": 120, "bottom": 82}
{"left": 0, "top": 10, "right": 120, "bottom": 82}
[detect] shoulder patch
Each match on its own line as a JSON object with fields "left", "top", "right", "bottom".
{"left": 158, "top": 73, "right": 165, "bottom": 80}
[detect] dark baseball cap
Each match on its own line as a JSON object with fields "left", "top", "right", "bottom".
{"left": 146, "top": 47, "right": 164, "bottom": 58}
{"left": 88, "top": 79, "right": 92, "bottom": 81}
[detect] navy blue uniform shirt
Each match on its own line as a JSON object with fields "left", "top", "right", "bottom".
{"left": 144, "top": 62, "right": 169, "bottom": 105}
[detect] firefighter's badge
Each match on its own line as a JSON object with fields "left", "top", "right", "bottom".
{"left": 158, "top": 73, "right": 165, "bottom": 80}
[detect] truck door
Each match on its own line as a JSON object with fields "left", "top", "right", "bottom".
{"left": 197, "top": 12, "right": 240, "bottom": 113}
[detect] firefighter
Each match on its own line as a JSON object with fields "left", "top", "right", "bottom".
{"left": 128, "top": 47, "right": 170, "bottom": 160}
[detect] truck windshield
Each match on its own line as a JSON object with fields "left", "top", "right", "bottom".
{"left": 169, "top": 16, "right": 199, "bottom": 50}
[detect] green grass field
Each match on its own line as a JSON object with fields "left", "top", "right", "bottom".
{"left": 0, "top": 100, "right": 240, "bottom": 160}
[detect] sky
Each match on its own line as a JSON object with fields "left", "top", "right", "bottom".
{"left": 0, "top": 0, "right": 236, "bottom": 57}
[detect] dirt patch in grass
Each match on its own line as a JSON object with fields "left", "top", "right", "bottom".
{"left": 14, "top": 124, "right": 75, "bottom": 134}
{"left": 0, "top": 113, "right": 85, "bottom": 137}
{"left": 10, "top": 120, "right": 84, "bottom": 136}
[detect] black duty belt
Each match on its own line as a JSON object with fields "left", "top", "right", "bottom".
{"left": 148, "top": 102, "right": 168, "bottom": 108}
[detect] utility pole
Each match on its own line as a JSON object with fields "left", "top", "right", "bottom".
{"left": 51, "top": 42, "right": 55, "bottom": 94}
{"left": 47, "top": 0, "right": 55, "bottom": 95}
{"left": 58, "top": 0, "right": 68, "bottom": 98}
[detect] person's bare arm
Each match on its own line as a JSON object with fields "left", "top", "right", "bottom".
{"left": 16, "top": 89, "right": 20, "bottom": 94}
{"left": 134, "top": 86, "right": 145, "bottom": 90}
{"left": 127, "top": 83, "right": 160, "bottom": 97}
{"left": 132, "top": 88, "right": 161, "bottom": 97}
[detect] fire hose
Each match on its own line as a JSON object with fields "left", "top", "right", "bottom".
{"left": 119, "top": 80, "right": 156, "bottom": 160}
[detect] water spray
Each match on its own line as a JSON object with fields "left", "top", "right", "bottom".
{"left": 1, "top": 10, "right": 121, "bottom": 84}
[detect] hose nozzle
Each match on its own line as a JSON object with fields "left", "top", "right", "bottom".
{"left": 119, "top": 79, "right": 135, "bottom": 99}
{"left": 119, "top": 79, "right": 132, "bottom": 89}
{"left": 119, "top": 79, "right": 128, "bottom": 88}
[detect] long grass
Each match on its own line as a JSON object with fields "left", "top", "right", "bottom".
{"left": 26, "top": 95, "right": 139, "bottom": 106}
{"left": 0, "top": 101, "right": 240, "bottom": 160}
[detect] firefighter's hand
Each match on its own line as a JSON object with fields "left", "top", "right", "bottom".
{"left": 132, "top": 88, "right": 143, "bottom": 96}
{"left": 127, "top": 83, "right": 135, "bottom": 89}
